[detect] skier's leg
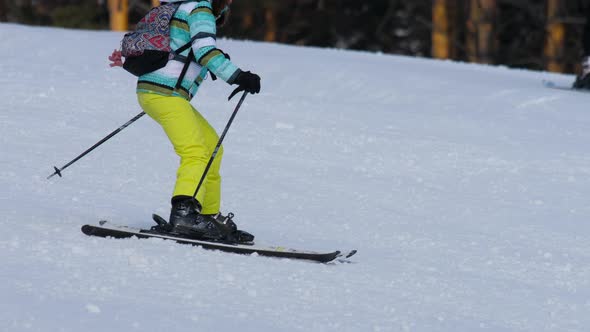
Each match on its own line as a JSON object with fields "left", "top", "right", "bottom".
{"left": 188, "top": 104, "right": 223, "bottom": 215}
{"left": 137, "top": 93, "right": 211, "bottom": 205}
{"left": 200, "top": 147, "right": 223, "bottom": 214}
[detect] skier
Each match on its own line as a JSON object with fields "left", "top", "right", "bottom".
{"left": 573, "top": 6, "right": 590, "bottom": 89}
{"left": 108, "top": 0, "right": 260, "bottom": 241}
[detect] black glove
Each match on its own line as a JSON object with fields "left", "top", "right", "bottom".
{"left": 233, "top": 71, "right": 261, "bottom": 94}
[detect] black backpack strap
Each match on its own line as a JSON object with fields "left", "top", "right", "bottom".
{"left": 172, "top": 32, "right": 218, "bottom": 90}
{"left": 175, "top": 40, "right": 194, "bottom": 55}
{"left": 172, "top": 36, "right": 200, "bottom": 91}
{"left": 175, "top": 48, "right": 194, "bottom": 90}
{"left": 170, "top": 2, "right": 204, "bottom": 92}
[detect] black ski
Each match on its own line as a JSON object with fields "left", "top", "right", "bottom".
{"left": 81, "top": 221, "right": 357, "bottom": 263}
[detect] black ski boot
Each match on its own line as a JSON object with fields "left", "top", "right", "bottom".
{"left": 573, "top": 56, "right": 590, "bottom": 90}
{"left": 168, "top": 196, "right": 222, "bottom": 240}
{"left": 203, "top": 212, "right": 255, "bottom": 243}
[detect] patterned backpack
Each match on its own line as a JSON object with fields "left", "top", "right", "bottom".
{"left": 121, "top": 2, "right": 194, "bottom": 76}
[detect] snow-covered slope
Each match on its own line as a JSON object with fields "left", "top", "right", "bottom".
{"left": 1, "top": 23, "right": 589, "bottom": 332}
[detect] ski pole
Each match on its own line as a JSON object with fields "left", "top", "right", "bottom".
{"left": 192, "top": 89, "right": 248, "bottom": 200}
{"left": 47, "top": 112, "right": 146, "bottom": 179}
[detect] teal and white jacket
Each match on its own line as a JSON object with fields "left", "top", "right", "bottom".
{"left": 137, "top": 0, "right": 241, "bottom": 100}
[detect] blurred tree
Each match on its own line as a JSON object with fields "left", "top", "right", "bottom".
{"left": 0, "top": 0, "right": 7, "bottom": 21}
{"left": 432, "top": 0, "right": 459, "bottom": 59}
{"left": 7, "top": 1, "right": 43, "bottom": 25}
{"left": 495, "top": 0, "right": 544, "bottom": 70}
{"left": 52, "top": 3, "right": 108, "bottom": 29}
{"left": 544, "top": 0, "right": 566, "bottom": 72}
{"left": 0, "top": 0, "right": 588, "bottom": 74}
{"left": 264, "top": 6, "right": 277, "bottom": 41}
{"left": 108, "top": 0, "right": 128, "bottom": 31}
{"left": 467, "top": 0, "right": 497, "bottom": 64}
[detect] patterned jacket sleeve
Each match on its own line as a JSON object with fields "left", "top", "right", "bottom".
{"left": 187, "top": 2, "right": 242, "bottom": 84}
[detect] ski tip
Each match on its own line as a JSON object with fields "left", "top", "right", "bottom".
{"left": 81, "top": 224, "right": 94, "bottom": 236}
{"left": 330, "top": 250, "right": 358, "bottom": 264}
{"left": 345, "top": 250, "right": 358, "bottom": 259}
{"left": 82, "top": 223, "right": 108, "bottom": 236}
{"left": 323, "top": 250, "right": 341, "bottom": 263}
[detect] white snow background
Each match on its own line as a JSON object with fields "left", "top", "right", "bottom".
{"left": 1, "top": 23, "right": 590, "bottom": 332}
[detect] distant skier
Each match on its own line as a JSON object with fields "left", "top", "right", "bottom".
{"left": 573, "top": 6, "right": 590, "bottom": 89}
{"left": 108, "top": 0, "right": 260, "bottom": 242}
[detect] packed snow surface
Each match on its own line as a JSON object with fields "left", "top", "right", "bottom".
{"left": 1, "top": 24, "right": 590, "bottom": 332}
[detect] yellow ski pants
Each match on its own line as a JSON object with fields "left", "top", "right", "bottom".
{"left": 137, "top": 92, "right": 223, "bottom": 214}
